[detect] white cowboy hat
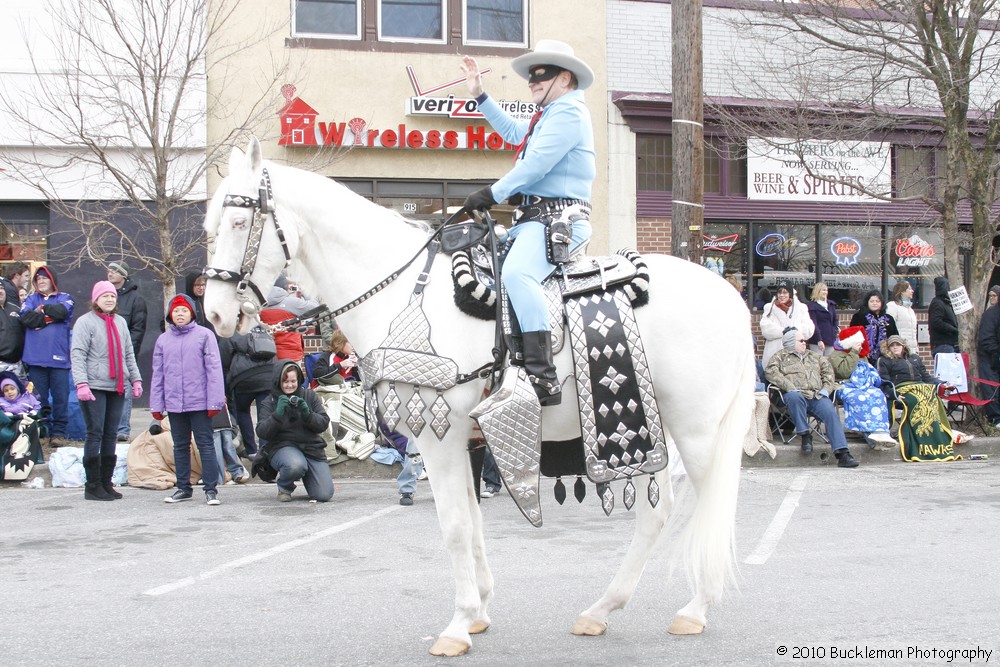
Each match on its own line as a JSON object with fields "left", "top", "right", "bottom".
{"left": 511, "top": 39, "right": 594, "bottom": 90}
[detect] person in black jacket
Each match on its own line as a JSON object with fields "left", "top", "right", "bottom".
{"left": 848, "top": 290, "right": 898, "bottom": 367}
{"left": 219, "top": 319, "right": 275, "bottom": 456}
{"left": 928, "top": 277, "right": 960, "bottom": 355}
{"left": 977, "top": 285, "right": 1000, "bottom": 424}
{"left": 107, "top": 260, "right": 148, "bottom": 441}
{"left": 256, "top": 360, "right": 333, "bottom": 502}
{"left": 1, "top": 262, "right": 30, "bottom": 308}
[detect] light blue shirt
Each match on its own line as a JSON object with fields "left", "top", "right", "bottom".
{"left": 478, "top": 90, "right": 595, "bottom": 203}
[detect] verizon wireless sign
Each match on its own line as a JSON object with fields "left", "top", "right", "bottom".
{"left": 406, "top": 95, "right": 537, "bottom": 120}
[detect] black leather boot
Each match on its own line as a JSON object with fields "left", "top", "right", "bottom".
{"left": 522, "top": 331, "right": 561, "bottom": 406}
{"left": 799, "top": 433, "right": 813, "bottom": 454}
{"left": 100, "top": 454, "right": 123, "bottom": 499}
{"left": 83, "top": 457, "right": 113, "bottom": 501}
{"left": 506, "top": 334, "right": 524, "bottom": 367}
{"left": 836, "top": 449, "right": 859, "bottom": 468}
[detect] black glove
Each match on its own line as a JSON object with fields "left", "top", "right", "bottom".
{"left": 463, "top": 186, "right": 496, "bottom": 212}
{"left": 41, "top": 303, "right": 69, "bottom": 321}
{"left": 19, "top": 310, "right": 46, "bottom": 329}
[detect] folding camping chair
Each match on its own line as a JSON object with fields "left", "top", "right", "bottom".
{"left": 767, "top": 385, "right": 830, "bottom": 444}
{"left": 940, "top": 353, "right": 1000, "bottom": 431}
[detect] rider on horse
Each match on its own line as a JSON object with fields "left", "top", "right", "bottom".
{"left": 460, "top": 40, "right": 596, "bottom": 406}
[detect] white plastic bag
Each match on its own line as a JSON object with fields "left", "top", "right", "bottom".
{"left": 48, "top": 447, "right": 85, "bottom": 488}
{"left": 933, "top": 353, "right": 968, "bottom": 393}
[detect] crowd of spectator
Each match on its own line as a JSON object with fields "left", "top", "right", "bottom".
{"left": 749, "top": 277, "right": 990, "bottom": 465}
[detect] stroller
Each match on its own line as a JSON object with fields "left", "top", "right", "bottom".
{"left": 0, "top": 370, "right": 44, "bottom": 480}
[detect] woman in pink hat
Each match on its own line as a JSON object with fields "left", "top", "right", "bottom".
{"left": 70, "top": 281, "right": 142, "bottom": 501}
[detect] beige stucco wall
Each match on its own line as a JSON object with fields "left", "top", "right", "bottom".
{"left": 207, "top": 0, "right": 609, "bottom": 252}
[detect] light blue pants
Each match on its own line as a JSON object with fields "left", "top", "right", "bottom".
{"left": 395, "top": 437, "right": 423, "bottom": 495}
{"left": 782, "top": 391, "right": 849, "bottom": 452}
{"left": 270, "top": 445, "right": 334, "bottom": 501}
{"left": 502, "top": 218, "right": 592, "bottom": 332}
{"left": 213, "top": 429, "right": 245, "bottom": 485}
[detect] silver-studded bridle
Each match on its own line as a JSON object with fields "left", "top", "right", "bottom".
{"left": 204, "top": 167, "right": 291, "bottom": 316}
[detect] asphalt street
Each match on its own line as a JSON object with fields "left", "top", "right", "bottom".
{"left": 1, "top": 461, "right": 997, "bottom": 666}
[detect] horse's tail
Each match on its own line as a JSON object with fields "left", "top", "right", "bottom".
{"left": 681, "top": 345, "right": 755, "bottom": 602}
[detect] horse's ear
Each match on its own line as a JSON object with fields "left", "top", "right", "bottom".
{"left": 228, "top": 145, "right": 245, "bottom": 176}
{"left": 247, "top": 136, "right": 263, "bottom": 174}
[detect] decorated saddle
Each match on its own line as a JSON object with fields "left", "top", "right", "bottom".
{"left": 359, "top": 236, "right": 664, "bottom": 527}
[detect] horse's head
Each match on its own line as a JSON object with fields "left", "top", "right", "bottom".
{"left": 203, "top": 137, "right": 296, "bottom": 336}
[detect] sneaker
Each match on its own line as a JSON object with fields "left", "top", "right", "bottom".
{"left": 481, "top": 487, "right": 500, "bottom": 498}
{"left": 417, "top": 469, "right": 428, "bottom": 481}
{"left": 234, "top": 470, "right": 250, "bottom": 484}
{"left": 206, "top": 490, "right": 220, "bottom": 505}
{"left": 277, "top": 491, "right": 293, "bottom": 502}
{"left": 164, "top": 490, "right": 193, "bottom": 503}
{"left": 399, "top": 492, "right": 414, "bottom": 506}
{"left": 116, "top": 434, "right": 130, "bottom": 443}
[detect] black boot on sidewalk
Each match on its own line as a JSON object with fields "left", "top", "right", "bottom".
{"left": 100, "top": 454, "right": 123, "bottom": 499}
{"left": 835, "top": 448, "right": 860, "bottom": 468}
{"left": 523, "top": 331, "right": 561, "bottom": 406}
{"left": 83, "top": 457, "right": 113, "bottom": 501}
{"left": 799, "top": 432, "right": 813, "bottom": 454}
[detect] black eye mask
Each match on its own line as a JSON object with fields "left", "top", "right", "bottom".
{"left": 528, "top": 65, "right": 563, "bottom": 84}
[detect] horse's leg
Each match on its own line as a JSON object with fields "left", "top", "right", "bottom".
{"left": 664, "top": 359, "right": 752, "bottom": 636}
{"left": 425, "top": 437, "right": 487, "bottom": 657}
{"left": 572, "top": 465, "right": 675, "bottom": 636}
{"left": 467, "top": 480, "right": 494, "bottom": 635}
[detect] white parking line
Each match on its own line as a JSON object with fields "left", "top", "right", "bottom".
{"left": 743, "top": 472, "right": 809, "bottom": 565}
{"left": 143, "top": 504, "right": 402, "bottom": 596}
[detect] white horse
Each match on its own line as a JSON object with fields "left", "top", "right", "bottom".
{"left": 203, "top": 138, "right": 755, "bottom": 657}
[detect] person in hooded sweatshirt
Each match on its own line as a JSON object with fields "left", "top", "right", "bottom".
{"left": 928, "top": 276, "right": 960, "bottom": 355}
{"left": 151, "top": 293, "right": 226, "bottom": 505}
{"left": 19, "top": 266, "right": 75, "bottom": 447}
{"left": 255, "top": 359, "right": 333, "bottom": 503}
{"left": 259, "top": 275, "right": 320, "bottom": 363}
{"left": 183, "top": 272, "right": 215, "bottom": 332}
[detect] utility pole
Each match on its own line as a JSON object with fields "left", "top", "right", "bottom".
{"left": 670, "top": 0, "right": 704, "bottom": 264}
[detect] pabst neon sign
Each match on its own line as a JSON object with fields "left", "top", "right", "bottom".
{"left": 704, "top": 233, "right": 739, "bottom": 253}
{"left": 830, "top": 236, "right": 861, "bottom": 267}
{"left": 895, "top": 235, "right": 937, "bottom": 267}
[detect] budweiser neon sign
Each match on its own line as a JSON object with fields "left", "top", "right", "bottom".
{"left": 704, "top": 233, "right": 739, "bottom": 253}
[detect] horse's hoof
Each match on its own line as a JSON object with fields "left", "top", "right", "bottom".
{"left": 429, "top": 636, "right": 471, "bottom": 657}
{"left": 668, "top": 614, "right": 705, "bottom": 635}
{"left": 571, "top": 615, "right": 608, "bottom": 636}
{"left": 469, "top": 620, "right": 490, "bottom": 635}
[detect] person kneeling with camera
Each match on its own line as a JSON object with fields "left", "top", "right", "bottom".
{"left": 255, "top": 360, "right": 334, "bottom": 502}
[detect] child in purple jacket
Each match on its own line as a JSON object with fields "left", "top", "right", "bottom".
{"left": 151, "top": 294, "right": 226, "bottom": 505}
{"left": 0, "top": 377, "right": 41, "bottom": 416}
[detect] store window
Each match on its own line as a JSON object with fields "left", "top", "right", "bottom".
{"left": 750, "top": 223, "right": 816, "bottom": 305}
{"left": 0, "top": 204, "right": 49, "bottom": 299}
{"left": 820, "top": 224, "right": 883, "bottom": 311}
{"left": 887, "top": 226, "right": 945, "bottom": 308}
{"left": 702, "top": 222, "right": 748, "bottom": 297}
{"left": 340, "top": 178, "right": 493, "bottom": 227}
{"left": 291, "top": 0, "right": 527, "bottom": 49}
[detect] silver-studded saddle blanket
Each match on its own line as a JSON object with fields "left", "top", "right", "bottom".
{"left": 562, "top": 280, "right": 668, "bottom": 487}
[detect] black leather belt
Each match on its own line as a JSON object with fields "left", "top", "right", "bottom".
{"left": 509, "top": 193, "right": 590, "bottom": 208}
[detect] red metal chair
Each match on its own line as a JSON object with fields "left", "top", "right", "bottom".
{"left": 941, "top": 353, "right": 1000, "bottom": 431}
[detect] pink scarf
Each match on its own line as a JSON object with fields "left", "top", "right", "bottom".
{"left": 100, "top": 313, "right": 125, "bottom": 394}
